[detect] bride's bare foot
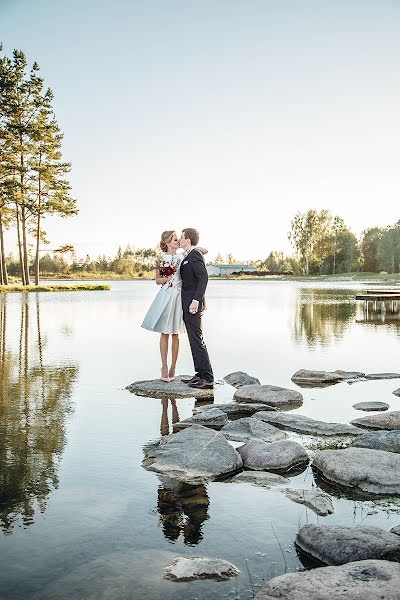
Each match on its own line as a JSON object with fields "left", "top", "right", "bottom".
{"left": 168, "top": 367, "right": 176, "bottom": 380}
{"left": 161, "top": 367, "right": 170, "bottom": 382}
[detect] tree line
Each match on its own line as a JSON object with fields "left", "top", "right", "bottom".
{"left": 0, "top": 45, "right": 76, "bottom": 286}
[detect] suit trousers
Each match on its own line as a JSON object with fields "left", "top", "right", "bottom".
{"left": 183, "top": 306, "right": 213, "bottom": 383}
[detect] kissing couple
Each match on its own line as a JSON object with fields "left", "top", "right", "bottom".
{"left": 141, "top": 228, "right": 213, "bottom": 390}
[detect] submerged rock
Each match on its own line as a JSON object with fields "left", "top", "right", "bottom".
{"left": 393, "top": 388, "right": 400, "bottom": 397}
{"left": 234, "top": 385, "right": 303, "bottom": 409}
{"left": 295, "top": 524, "right": 400, "bottom": 566}
{"left": 193, "top": 402, "right": 277, "bottom": 416}
{"left": 221, "top": 417, "right": 286, "bottom": 443}
{"left": 230, "top": 471, "right": 289, "bottom": 487}
{"left": 127, "top": 375, "right": 214, "bottom": 399}
{"left": 312, "top": 447, "right": 400, "bottom": 495}
{"left": 351, "top": 431, "right": 400, "bottom": 454}
{"left": 254, "top": 560, "right": 400, "bottom": 600}
{"left": 291, "top": 369, "right": 364, "bottom": 388}
{"left": 365, "top": 373, "right": 400, "bottom": 381}
{"left": 351, "top": 410, "right": 400, "bottom": 430}
{"left": 173, "top": 408, "right": 228, "bottom": 431}
{"left": 283, "top": 489, "right": 334, "bottom": 516}
{"left": 142, "top": 425, "right": 243, "bottom": 484}
{"left": 353, "top": 401, "right": 389, "bottom": 411}
{"left": 254, "top": 411, "right": 362, "bottom": 436}
{"left": 164, "top": 556, "right": 240, "bottom": 581}
{"left": 223, "top": 371, "right": 260, "bottom": 388}
{"left": 238, "top": 439, "right": 308, "bottom": 473}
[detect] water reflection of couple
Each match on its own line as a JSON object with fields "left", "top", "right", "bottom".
{"left": 141, "top": 228, "right": 214, "bottom": 390}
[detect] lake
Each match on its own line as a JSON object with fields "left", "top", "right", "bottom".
{"left": 0, "top": 280, "right": 399, "bottom": 599}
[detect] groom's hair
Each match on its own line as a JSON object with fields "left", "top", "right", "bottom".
{"left": 182, "top": 228, "right": 199, "bottom": 246}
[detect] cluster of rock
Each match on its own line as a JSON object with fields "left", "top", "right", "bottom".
{"left": 134, "top": 369, "right": 400, "bottom": 593}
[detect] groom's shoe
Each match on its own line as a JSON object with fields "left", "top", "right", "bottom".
{"left": 182, "top": 375, "right": 200, "bottom": 384}
{"left": 188, "top": 378, "right": 214, "bottom": 390}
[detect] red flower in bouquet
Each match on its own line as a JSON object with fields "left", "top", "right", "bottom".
{"left": 159, "top": 257, "right": 178, "bottom": 285}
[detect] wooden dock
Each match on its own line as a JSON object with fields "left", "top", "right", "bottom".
{"left": 356, "top": 289, "right": 400, "bottom": 315}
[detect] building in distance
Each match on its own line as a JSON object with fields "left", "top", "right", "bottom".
{"left": 206, "top": 264, "right": 257, "bottom": 276}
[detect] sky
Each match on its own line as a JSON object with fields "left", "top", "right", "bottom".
{"left": 1, "top": 0, "right": 400, "bottom": 261}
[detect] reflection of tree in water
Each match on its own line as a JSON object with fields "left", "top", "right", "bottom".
{"left": 0, "top": 295, "right": 78, "bottom": 534}
{"left": 293, "top": 289, "right": 356, "bottom": 347}
{"left": 157, "top": 476, "right": 209, "bottom": 546}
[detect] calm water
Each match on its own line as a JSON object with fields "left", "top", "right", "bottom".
{"left": 0, "top": 280, "right": 400, "bottom": 599}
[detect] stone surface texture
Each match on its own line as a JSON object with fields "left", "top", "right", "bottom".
{"left": 254, "top": 560, "right": 400, "bottom": 600}
{"left": 365, "top": 373, "right": 400, "bottom": 380}
{"left": 234, "top": 385, "right": 303, "bottom": 408}
{"left": 230, "top": 471, "right": 289, "bottom": 487}
{"left": 164, "top": 557, "right": 240, "bottom": 581}
{"left": 254, "top": 411, "right": 362, "bottom": 436}
{"left": 193, "top": 402, "right": 277, "bottom": 415}
{"left": 238, "top": 439, "right": 308, "bottom": 473}
{"left": 223, "top": 371, "right": 260, "bottom": 388}
{"left": 291, "top": 369, "right": 364, "bottom": 387}
{"left": 221, "top": 417, "right": 287, "bottom": 443}
{"left": 295, "top": 524, "right": 400, "bottom": 565}
{"left": 351, "top": 431, "right": 400, "bottom": 454}
{"left": 283, "top": 489, "right": 334, "bottom": 516}
{"left": 312, "top": 447, "right": 400, "bottom": 495}
{"left": 353, "top": 401, "right": 389, "bottom": 411}
{"left": 351, "top": 410, "right": 400, "bottom": 430}
{"left": 142, "top": 425, "right": 243, "bottom": 484}
{"left": 393, "top": 388, "right": 400, "bottom": 397}
{"left": 127, "top": 375, "right": 214, "bottom": 399}
{"left": 173, "top": 408, "right": 228, "bottom": 431}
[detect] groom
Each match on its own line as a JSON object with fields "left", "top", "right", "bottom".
{"left": 179, "top": 228, "right": 214, "bottom": 389}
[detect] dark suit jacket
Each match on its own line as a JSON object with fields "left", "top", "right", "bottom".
{"left": 180, "top": 249, "right": 208, "bottom": 309}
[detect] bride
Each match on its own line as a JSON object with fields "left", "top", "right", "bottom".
{"left": 141, "top": 230, "right": 207, "bottom": 382}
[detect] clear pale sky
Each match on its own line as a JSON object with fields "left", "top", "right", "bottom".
{"left": 1, "top": 0, "right": 399, "bottom": 260}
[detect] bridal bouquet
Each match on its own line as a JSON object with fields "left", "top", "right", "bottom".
{"left": 159, "top": 256, "right": 179, "bottom": 285}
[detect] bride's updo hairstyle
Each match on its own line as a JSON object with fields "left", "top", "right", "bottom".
{"left": 159, "top": 230, "right": 176, "bottom": 252}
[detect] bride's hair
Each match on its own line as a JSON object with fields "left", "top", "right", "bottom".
{"left": 159, "top": 230, "right": 176, "bottom": 252}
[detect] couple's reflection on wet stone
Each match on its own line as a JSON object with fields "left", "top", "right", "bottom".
{"left": 0, "top": 295, "right": 78, "bottom": 534}
{"left": 156, "top": 396, "right": 213, "bottom": 545}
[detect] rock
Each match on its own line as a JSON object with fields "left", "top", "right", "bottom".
{"left": 312, "top": 447, "right": 400, "bottom": 495}
{"left": 193, "top": 402, "right": 277, "bottom": 416}
{"left": 393, "top": 388, "right": 400, "bottom": 397}
{"left": 127, "top": 375, "right": 214, "bottom": 399}
{"left": 254, "top": 411, "right": 362, "bottom": 436}
{"left": 173, "top": 408, "right": 228, "bottom": 431}
{"left": 295, "top": 524, "right": 400, "bottom": 566}
{"left": 365, "top": 373, "right": 400, "bottom": 381}
{"left": 351, "top": 410, "right": 400, "bottom": 430}
{"left": 282, "top": 489, "right": 334, "bottom": 516}
{"left": 142, "top": 425, "right": 243, "bottom": 484}
{"left": 229, "top": 471, "right": 289, "bottom": 487}
{"left": 391, "top": 526, "right": 400, "bottom": 536}
{"left": 291, "top": 369, "right": 365, "bottom": 388}
{"left": 254, "top": 560, "right": 400, "bottom": 600}
{"left": 237, "top": 439, "right": 308, "bottom": 473}
{"left": 353, "top": 401, "right": 389, "bottom": 411}
{"left": 223, "top": 371, "right": 260, "bottom": 387}
{"left": 164, "top": 556, "right": 240, "bottom": 581}
{"left": 234, "top": 385, "right": 303, "bottom": 409}
{"left": 351, "top": 431, "right": 400, "bottom": 453}
{"left": 220, "top": 417, "right": 287, "bottom": 443}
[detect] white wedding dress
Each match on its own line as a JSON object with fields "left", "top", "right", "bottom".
{"left": 141, "top": 254, "right": 185, "bottom": 334}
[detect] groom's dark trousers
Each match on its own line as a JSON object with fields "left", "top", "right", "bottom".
{"left": 180, "top": 249, "right": 213, "bottom": 383}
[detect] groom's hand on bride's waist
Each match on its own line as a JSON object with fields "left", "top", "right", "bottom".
{"left": 189, "top": 300, "right": 199, "bottom": 314}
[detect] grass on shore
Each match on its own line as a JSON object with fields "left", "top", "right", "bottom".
{"left": 0, "top": 284, "right": 110, "bottom": 293}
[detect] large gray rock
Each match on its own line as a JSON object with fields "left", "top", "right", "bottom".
{"left": 353, "top": 401, "right": 389, "bottom": 411}
{"left": 254, "top": 411, "right": 362, "bottom": 436}
{"left": 351, "top": 410, "right": 400, "bottom": 430}
{"left": 295, "top": 524, "right": 400, "bottom": 565}
{"left": 234, "top": 385, "right": 303, "bottom": 408}
{"left": 282, "top": 489, "right": 334, "bottom": 516}
{"left": 393, "top": 388, "right": 400, "bottom": 397}
{"left": 223, "top": 371, "right": 260, "bottom": 387}
{"left": 255, "top": 560, "right": 400, "bottom": 600}
{"left": 351, "top": 431, "right": 400, "bottom": 454}
{"left": 238, "top": 439, "right": 308, "bottom": 473}
{"left": 230, "top": 471, "right": 289, "bottom": 488}
{"left": 365, "top": 373, "right": 400, "bottom": 380}
{"left": 291, "top": 369, "right": 365, "bottom": 388}
{"left": 164, "top": 556, "right": 240, "bottom": 581}
{"left": 127, "top": 375, "right": 214, "bottom": 399}
{"left": 221, "top": 417, "right": 287, "bottom": 443}
{"left": 312, "top": 447, "right": 400, "bottom": 495}
{"left": 193, "top": 402, "right": 277, "bottom": 416}
{"left": 173, "top": 408, "right": 228, "bottom": 431}
{"left": 142, "top": 425, "right": 243, "bottom": 484}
